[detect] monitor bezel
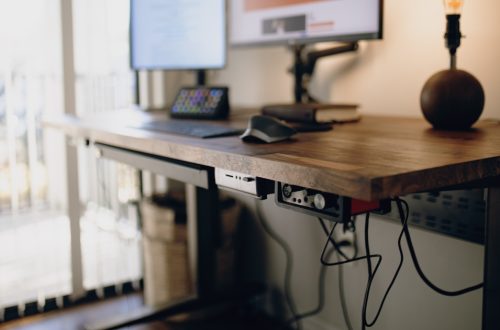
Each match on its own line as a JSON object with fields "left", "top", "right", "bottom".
{"left": 229, "top": 0, "right": 384, "bottom": 48}
{"left": 129, "top": 0, "right": 228, "bottom": 71}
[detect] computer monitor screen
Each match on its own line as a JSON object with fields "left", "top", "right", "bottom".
{"left": 130, "top": 0, "right": 226, "bottom": 70}
{"left": 230, "top": 0, "right": 382, "bottom": 46}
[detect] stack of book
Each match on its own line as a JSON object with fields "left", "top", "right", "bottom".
{"left": 262, "top": 103, "right": 360, "bottom": 124}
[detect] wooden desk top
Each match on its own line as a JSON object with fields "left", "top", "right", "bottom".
{"left": 44, "top": 109, "right": 500, "bottom": 201}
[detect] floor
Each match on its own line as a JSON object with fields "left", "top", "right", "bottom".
{"left": 0, "top": 293, "right": 287, "bottom": 330}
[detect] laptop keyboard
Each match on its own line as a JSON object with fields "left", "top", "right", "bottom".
{"left": 133, "top": 119, "right": 243, "bottom": 139}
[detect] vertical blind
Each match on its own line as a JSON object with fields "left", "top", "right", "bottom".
{"left": 0, "top": 0, "right": 141, "bottom": 318}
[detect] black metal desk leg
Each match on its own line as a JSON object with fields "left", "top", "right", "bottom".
{"left": 483, "top": 187, "right": 500, "bottom": 329}
{"left": 187, "top": 184, "right": 220, "bottom": 298}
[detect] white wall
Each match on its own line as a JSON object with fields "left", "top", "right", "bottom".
{"left": 208, "top": 0, "right": 496, "bottom": 329}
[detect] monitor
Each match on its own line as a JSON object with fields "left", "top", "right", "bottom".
{"left": 130, "top": 0, "right": 226, "bottom": 70}
{"left": 230, "top": 0, "right": 383, "bottom": 46}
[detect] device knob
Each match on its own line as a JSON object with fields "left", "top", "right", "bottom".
{"left": 282, "top": 184, "right": 304, "bottom": 198}
{"left": 313, "top": 193, "right": 338, "bottom": 210}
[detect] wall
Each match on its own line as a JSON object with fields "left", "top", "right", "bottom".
{"left": 209, "top": 0, "right": 497, "bottom": 329}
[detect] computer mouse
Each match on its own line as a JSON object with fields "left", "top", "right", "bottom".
{"left": 240, "top": 115, "right": 296, "bottom": 143}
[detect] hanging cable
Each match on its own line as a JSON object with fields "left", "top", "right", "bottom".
{"left": 362, "top": 205, "right": 408, "bottom": 329}
{"left": 364, "top": 212, "right": 373, "bottom": 278}
{"left": 254, "top": 201, "right": 302, "bottom": 330}
{"left": 317, "top": 218, "right": 357, "bottom": 330}
{"left": 317, "top": 218, "right": 350, "bottom": 260}
{"left": 395, "top": 198, "right": 483, "bottom": 296}
{"left": 338, "top": 254, "right": 354, "bottom": 330}
{"left": 286, "top": 245, "right": 334, "bottom": 325}
{"left": 319, "top": 208, "right": 407, "bottom": 329}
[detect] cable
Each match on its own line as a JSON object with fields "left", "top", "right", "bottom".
{"left": 338, "top": 255, "right": 354, "bottom": 330}
{"left": 318, "top": 210, "right": 406, "bottom": 329}
{"left": 317, "top": 218, "right": 356, "bottom": 330}
{"left": 254, "top": 201, "right": 302, "bottom": 330}
{"left": 364, "top": 212, "right": 373, "bottom": 278}
{"left": 317, "top": 218, "right": 350, "bottom": 260}
{"left": 320, "top": 222, "right": 382, "bottom": 269}
{"left": 286, "top": 246, "right": 334, "bottom": 325}
{"left": 395, "top": 198, "right": 484, "bottom": 296}
{"left": 319, "top": 220, "right": 388, "bottom": 330}
{"left": 361, "top": 207, "right": 408, "bottom": 329}
{"left": 287, "top": 218, "right": 359, "bottom": 327}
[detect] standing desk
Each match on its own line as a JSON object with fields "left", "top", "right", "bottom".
{"left": 45, "top": 109, "right": 500, "bottom": 329}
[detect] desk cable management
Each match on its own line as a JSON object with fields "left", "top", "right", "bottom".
{"left": 256, "top": 201, "right": 344, "bottom": 330}
{"left": 320, "top": 198, "right": 484, "bottom": 329}
{"left": 255, "top": 201, "right": 360, "bottom": 330}
{"left": 256, "top": 198, "right": 484, "bottom": 330}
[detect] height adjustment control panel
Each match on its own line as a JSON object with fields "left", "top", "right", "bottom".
{"left": 275, "top": 182, "right": 391, "bottom": 222}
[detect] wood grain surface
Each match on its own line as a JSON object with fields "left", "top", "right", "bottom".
{"left": 44, "top": 109, "right": 500, "bottom": 201}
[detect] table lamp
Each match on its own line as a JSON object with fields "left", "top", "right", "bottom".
{"left": 420, "top": 0, "right": 485, "bottom": 130}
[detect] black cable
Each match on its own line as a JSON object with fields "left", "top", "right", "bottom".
{"left": 364, "top": 212, "right": 373, "bottom": 278}
{"left": 338, "top": 256, "right": 354, "bottom": 330}
{"left": 362, "top": 205, "right": 408, "bottom": 329}
{"left": 286, "top": 219, "right": 356, "bottom": 326}
{"left": 396, "top": 198, "right": 484, "bottom": 296}
{"left": 286, "top": 246, "right": 334, "bottom": 325}
{"left": 317, "top": 218, "right": 350, "bottom": 260}
{"left": 319, "top": 221, "right": 388, "bottom": 330}
{"left": 254, "top": 201, "right": 302, "bottom": 330}
{"left": 320, "top": 223, "right": 383, "bottom": 269}
{"left": 318, "top": 218, "right": 356, "bottom": 330}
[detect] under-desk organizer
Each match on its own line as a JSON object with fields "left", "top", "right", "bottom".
{"left": 383, "top": 189, "right": 485, "bottom": 244}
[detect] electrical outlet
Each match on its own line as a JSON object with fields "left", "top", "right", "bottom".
{"left": 334, "top": 221, "right": 357, "bottom": 259}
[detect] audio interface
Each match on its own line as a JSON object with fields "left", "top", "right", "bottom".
{"left": 275, "top": 182, "right": 391, "bottom": 222}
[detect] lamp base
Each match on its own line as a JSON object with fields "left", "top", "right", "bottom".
{"left": 420, "top": 69, "right": 485, "bottom": 130}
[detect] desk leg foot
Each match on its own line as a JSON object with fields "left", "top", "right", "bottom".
{"left": 482, "top": 187, "right": 500, "bottom": 330}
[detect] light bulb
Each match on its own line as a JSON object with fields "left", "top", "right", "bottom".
{"left": 443, "top": 0, "right": 464, "bottom": 15}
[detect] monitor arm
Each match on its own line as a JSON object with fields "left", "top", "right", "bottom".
{"left": 292, "top": 42, "right": 359, "bottom": 103}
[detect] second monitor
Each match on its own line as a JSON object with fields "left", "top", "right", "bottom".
{"left": 130, "top": 0, "right": 226, "bottom": 75}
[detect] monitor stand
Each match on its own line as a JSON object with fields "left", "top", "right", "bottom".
{"left": 196, "top": 69, "right": 207, "bottom": 86}
{"left": 275, "top": 43, "right": 359, "bottom": 132}
{"left": 292, "top": 42, "right": 358, "bottom": 104}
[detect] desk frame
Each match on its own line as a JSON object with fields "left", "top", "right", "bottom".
{"left": 86, "top": 144, "right": 222, "bottom": 330}
{"left": 92, "top": 143, "right": 500, "bottom": 330}
{"left": 483, "top": 187, "right": 500, "bottom": 329}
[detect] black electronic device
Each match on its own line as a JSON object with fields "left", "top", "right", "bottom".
{"left": 275, "top": 182, "right": 391, "bottom": 222}
{"left": 170, "top": 87, "right": 230, "bottom": 120}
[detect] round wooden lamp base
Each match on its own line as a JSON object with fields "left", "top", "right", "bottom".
{"left": 420, "top": 69, "right": 485, "bottom": 130}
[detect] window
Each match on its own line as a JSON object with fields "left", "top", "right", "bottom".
{"left": 0, "top": 0, "right": 141, "bottom": 313}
